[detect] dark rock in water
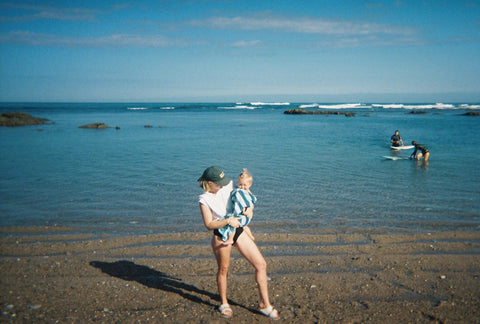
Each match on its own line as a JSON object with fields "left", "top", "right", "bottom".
{"left": 79, "top": 123, "right": 110, "bottom": 129}
{"left": 284, "top": 109, "right": 355, "bottom": 117}
{"left": 0, "top": 111, "right": 51, "bottom": 127}
{"left": 409, "top": 110, "right": 427, "bottom": 114}
{"left": 463, "top": 111, "right": 480, "bottom": 116}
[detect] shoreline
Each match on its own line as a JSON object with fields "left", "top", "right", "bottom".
{"left": 2, "top": 220, "right": 479, "bottom": 236}
{"left": 1, "top": 227, "right": 479, "bottom": 323}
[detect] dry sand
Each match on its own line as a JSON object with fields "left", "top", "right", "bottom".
{"left": 1, "top": 226, "right": 479, "bottom": 323}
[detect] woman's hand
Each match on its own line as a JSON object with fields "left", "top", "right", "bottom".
{"left": 228, "top": 217, "right": 241, "bottom": 228}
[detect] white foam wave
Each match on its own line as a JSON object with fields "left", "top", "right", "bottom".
{"left": 219, "top": 105, "right": 257, "bottom": 110}
{"left": 317, "top": 103, "right": 362, "bottom": 109}
{"left": 250, "top": 102, "right": 290, "bottom": 106}
{"left": 299, "top": 103, "right": 319, "bottom": 108}
{"left": 371, "top": 103, "right": 473, "bottom": 110}
{"left": 460, "top": 104, "right": 480, "bottom": 109}
{"left": 402, "top": 103, "right": 455, "bottom": 110}
{"left": 372, "top": 104, "right": 404, "bottom": 109}
{"left": 160, "top": 107, "right": 175, "bottom": 110}
{"left": 127, "top": 107, "right": 149, "bottom": 110}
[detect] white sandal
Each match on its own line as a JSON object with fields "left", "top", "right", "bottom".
{"left": 218, "top": 304, "right": 233, "bottom": 318}
{"left": 259, "top": 305, "right": 279, "bottom": 320}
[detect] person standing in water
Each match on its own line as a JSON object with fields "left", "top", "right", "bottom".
{"left": 410, "top": 141, "right": 429, "bottom": 161}
{"left": 390, "top": 130, "right": 404, "bottom": 147}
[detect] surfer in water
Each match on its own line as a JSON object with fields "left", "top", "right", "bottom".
{"left": 390, "top": 130, "right": 404, "bottom": 147}
{"left": 410, "top": 141, "right": 429, "bottom": 162}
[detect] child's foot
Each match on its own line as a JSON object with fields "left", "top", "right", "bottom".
{"left": 244, "top": 226, "right": 255, "bottom": 241}
{"left": 224, "top": 231, "right": 236, "bottom": 245}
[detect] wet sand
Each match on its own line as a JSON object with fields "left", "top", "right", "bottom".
{"left": 1, "top": 226, "right": 479, "bottom": 323}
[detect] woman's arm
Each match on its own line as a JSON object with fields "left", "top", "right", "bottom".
{"left": 199, "top": 203, "right": 241, "bottom": 230}
{"left": 410, "top": 147, "right": 417, "bottom": 159}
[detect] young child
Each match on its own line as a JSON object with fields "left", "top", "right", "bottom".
{"left": 218, "top": 169, "right": 257, "bottom": 244}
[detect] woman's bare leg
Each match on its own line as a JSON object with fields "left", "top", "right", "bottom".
{"left": 212, "top": 237, "right": 232, "bottom": 306}
{"left": 424, "top": 152, "right": 430, "bottom": 162}
{"left": 234, "top": 234, "right": 272, "bottom": 309}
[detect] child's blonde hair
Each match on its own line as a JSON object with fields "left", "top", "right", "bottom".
{"left": 238, "top": 168, "right": 253, "bottom": 184}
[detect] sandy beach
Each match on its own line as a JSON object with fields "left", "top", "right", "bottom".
{"left": 1, "top": 226, "right": 479, "bottom": 323}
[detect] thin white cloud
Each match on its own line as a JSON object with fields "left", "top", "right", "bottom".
{"left": 191, "top": 16, "right": 416, "bottom": 36}
{"left": 0, "top": 3, "right": 99, "bottom": 21}
{"left": 0, "top": 31, "right": 185, "bottom": 47}
{"left": 231, "top": 40, "right": 262, "bottom": 48}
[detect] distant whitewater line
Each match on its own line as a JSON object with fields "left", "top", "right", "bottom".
{"left": 127, "top": 106, "right": 175, "bottom": 110}
{"left": 219, "top": 105, "right": 257, "bottom": 110}
{"left": 299, "top": 103, "right": 364, "bottom": 109}
{"left": 299, "top": 103, "right": 480, "bottom": 110}
{"left": 298, "top": 103, "right": 319, "bottom": 108}
{"left": 372, "top": 103, "right": 456, "bottom": 109}
{"left": 250, "top": 102, "right": 290, "bottom": 106}
{"left": 319, "top": 103, "right": 364, "bottom": 109}
{"left": 125, "top": 103, "right": 479, "bottom": 111}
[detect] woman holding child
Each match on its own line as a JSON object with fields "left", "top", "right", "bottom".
{"left": 198, "top": 166, "right": 279, "bottom": 320}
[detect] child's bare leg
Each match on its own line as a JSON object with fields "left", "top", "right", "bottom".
{"left": 244, "top": 226, "right": 255, "bottom": 241}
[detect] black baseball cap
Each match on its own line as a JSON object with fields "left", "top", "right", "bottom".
{"left": 197, "top": 166, "right": 231, "bottom": 186}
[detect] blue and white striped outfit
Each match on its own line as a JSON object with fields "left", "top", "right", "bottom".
{"left": 217, "top": 188, "right": 257, "bottom": 242}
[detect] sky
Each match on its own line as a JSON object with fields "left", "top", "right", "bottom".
{"left": 0, "top": 0, "right": 479, "bottom": 103}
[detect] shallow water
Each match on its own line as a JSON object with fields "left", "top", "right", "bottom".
{"left": 1, "top": 102, "right": 479, "bottom": 234}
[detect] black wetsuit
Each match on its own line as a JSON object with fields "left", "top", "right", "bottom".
{"left": 411, "top": 143, "right": 429, "bottom": 158}
{"left": 391, "top": 134, "right": 402, "bottom": 147}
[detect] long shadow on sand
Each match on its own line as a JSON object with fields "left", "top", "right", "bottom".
{"left": 89, "top": 260, "right": 252, "bottom": 312}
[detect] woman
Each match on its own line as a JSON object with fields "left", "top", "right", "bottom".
{"left": 410, "top": 141, "right": 430, "bottom": 162}
{"left": 198, "top": 166, "right": 279, "bottom": 320}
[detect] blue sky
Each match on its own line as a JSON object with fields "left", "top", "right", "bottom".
{"left": 0, "top": 0, "right": 479, "bottom": 103}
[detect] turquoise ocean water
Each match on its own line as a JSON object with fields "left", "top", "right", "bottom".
{"left": 1, "top": 102, "right": 479, "bottom": 234}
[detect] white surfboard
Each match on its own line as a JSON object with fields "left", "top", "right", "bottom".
{"left": 390, "top": 145, "right": 414, "bottom": 150}
{"left": 383, "top": 156, "right": 408, "bottom": 160}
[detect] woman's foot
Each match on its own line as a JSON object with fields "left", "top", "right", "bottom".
{"left": 259, "top": 305, "right": 279, "bottom": 320}
{"left": 218, "top": 304, "right": 233, "bottom": 318}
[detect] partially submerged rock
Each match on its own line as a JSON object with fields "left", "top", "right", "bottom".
{"left": 409, "top": 110, "right": 427, "bottom": 114}
{"left": 463, "top": 111, "right": 480, "bottom": 116}
{"left": 284, "top": 109, "right": 355, "bottom": 117}
{"left": 0, "top": 111, "right": 51, "bottom": 127}
{"left": 79, "top": 123, "right": 110, "bottom": 129}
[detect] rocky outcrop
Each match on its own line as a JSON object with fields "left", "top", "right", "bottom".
{"left": 463, "top": 111, "right": 480, "bottom": 116}
{"left": 284, "top": 109, "right": 355, "bottom": 117}
{"left": 0, "top": 111, "right": 51, "bottom": 127}
{"left": 79, "top": 123, "right": 110, "bottom": 129}
{"left": 409, "top": 110, "right": 427, "bottom": 114}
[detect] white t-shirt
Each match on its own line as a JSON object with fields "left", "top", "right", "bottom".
{"left": 198, "top": 181, "right": 233, "bottom": 221}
